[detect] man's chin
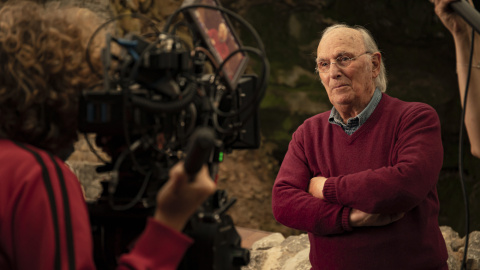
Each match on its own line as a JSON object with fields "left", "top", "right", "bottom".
{"left": 331, "top": 94, "right": 354, "bottom": 106}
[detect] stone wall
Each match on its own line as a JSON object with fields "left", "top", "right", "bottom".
{"left": 243, "top": 227, "right": 480, "bottom": 270}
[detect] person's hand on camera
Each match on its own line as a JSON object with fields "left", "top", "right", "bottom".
{"left": 154, "top": 162, "right": 216, "bottom": 231}
{"left": 434, "top": 0, "right": 471, "bottom": 37}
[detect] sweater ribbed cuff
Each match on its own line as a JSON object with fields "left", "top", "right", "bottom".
{"left": 323, "top": 178, "right": 338, "bottom": 204}
{"left": 341, "top": 207, "right": 353, "bottom": 232}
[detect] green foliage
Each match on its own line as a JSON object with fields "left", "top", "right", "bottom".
{"left": 260, "top": 90, "right": 287, "bottom": 109}
{"left": 240, "top": 3, "right": 317, "bottom": 71}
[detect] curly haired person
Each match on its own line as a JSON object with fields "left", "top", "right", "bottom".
{"left": 0, "top": 2, "right": 215, "bottom": 269}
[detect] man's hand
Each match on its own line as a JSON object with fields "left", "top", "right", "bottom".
{"left": 349, "top": 208, "right": 405, "bottom": 227}
{"left": 434, "top": 0, "right": 471, "bottom": 36}
{"left": 308, "top": 176, "right": 327, "bottom": 199}
{"left": 154, "top": 162, "right": 216, "bottom": 231}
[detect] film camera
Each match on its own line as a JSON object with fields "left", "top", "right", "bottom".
{"left": 77, "top": 1, "right": 269, "bottom": 269}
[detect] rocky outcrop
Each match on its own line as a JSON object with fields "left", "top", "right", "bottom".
{"left": 242, "top": 227, "right": 480, "bottom": 270}
{"left": 242, "top": 233, "right": 310, "bottom": 270}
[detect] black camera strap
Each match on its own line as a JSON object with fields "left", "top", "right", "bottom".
{"left": 14, "top": 142, "right": 75, "bottom": 270}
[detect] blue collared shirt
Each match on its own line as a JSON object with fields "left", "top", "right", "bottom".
{"left": 328, "top": 88, "right": 382, "bottom": 135}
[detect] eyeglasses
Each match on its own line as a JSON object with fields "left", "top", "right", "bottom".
{"left": 316, "top": 52, "right": 371, "bottom": 73}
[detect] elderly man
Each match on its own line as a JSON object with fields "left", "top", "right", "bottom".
{"left": 272, "top": 24, "right": 448, "bottom": 269}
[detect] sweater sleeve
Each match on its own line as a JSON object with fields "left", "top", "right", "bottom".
{"left": 322, "top": 104, "right": 443, "bottom": 214}
{"left": 272, "top": 128, "right": 353, "bottom": 235}
{"left": 117, "top": 218, "right": 193, "bottom": 270}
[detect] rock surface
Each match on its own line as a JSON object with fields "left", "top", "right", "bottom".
{"left": 242, "top": 226, "right": 480, "bottom": 270}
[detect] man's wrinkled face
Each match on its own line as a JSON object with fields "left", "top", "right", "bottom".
{"left": 316, "top": 28, "right": 379, "bottom": 113}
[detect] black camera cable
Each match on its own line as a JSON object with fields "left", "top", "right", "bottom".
{"left": 457, "top": 26, "right": 475, "bottom": 270}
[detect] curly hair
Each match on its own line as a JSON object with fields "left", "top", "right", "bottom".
{"left": 0, "top": 1, "right": 102, "bottom": 155}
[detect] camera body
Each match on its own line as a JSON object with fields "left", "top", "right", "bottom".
{"left": 77, "top": 3, "right": 267, "bottom": 268}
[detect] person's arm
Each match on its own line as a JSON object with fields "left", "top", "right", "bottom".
{"left": 272, "top": 129, "right": 353, "bottom": 235}
{"left": 309, "top": 177, "right": 405, "bottom": 227}
{"left": 117, "top": 218, "right": 194, "bottom": 270}
{"left": 435, "top": 0, "right": 480, "bottom": 158}
{"left": 118, "top": 163, "right": 216, "bottom": 270}
{"left": 312, "top": 104, "right": 443, "bottom": 214}
{"left": 272, "top": 126, "right": 404, "bottom": 234}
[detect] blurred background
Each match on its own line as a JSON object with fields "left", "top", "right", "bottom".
{"left": 27, "top": 0, "right": 478, "bottom": 238}
{"left": 217, "top": 0, "right": 480, "bottom": 237}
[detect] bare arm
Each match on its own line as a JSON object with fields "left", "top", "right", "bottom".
{"left": 435, "top": 0, "right": 480, "bottom": 158}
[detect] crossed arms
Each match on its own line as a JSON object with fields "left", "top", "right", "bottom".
{"left": 272, "top": 104, "right": 443, "bottom": 235}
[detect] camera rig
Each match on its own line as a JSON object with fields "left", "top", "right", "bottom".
{"left": 78, "top": 2, "right": 269, "bottom": 270}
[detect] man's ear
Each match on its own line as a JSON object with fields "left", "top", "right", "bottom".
{"left": 371, "top": 52, "right": 381, "bottom": 78}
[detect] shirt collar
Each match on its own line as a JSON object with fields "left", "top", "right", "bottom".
{"left": 328, "top": 88, "right": 382, "bottom": 129}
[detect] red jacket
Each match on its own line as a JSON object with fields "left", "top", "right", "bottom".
{"left": 0, "top": 140, "right": 192, "bottom": 269}
{"left": 272, "top": 93, "right": 448, "bottom": 269}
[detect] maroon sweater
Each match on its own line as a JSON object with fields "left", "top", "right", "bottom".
{"left": 0, "top": 140, "right": 192, "bottom": 269}
{"left": 272, "top": 93, "right": 448, "bottom": 269}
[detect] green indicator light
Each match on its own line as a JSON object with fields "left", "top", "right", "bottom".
{"left": 219, "top": 152, "right": 224, "bottom": 162}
